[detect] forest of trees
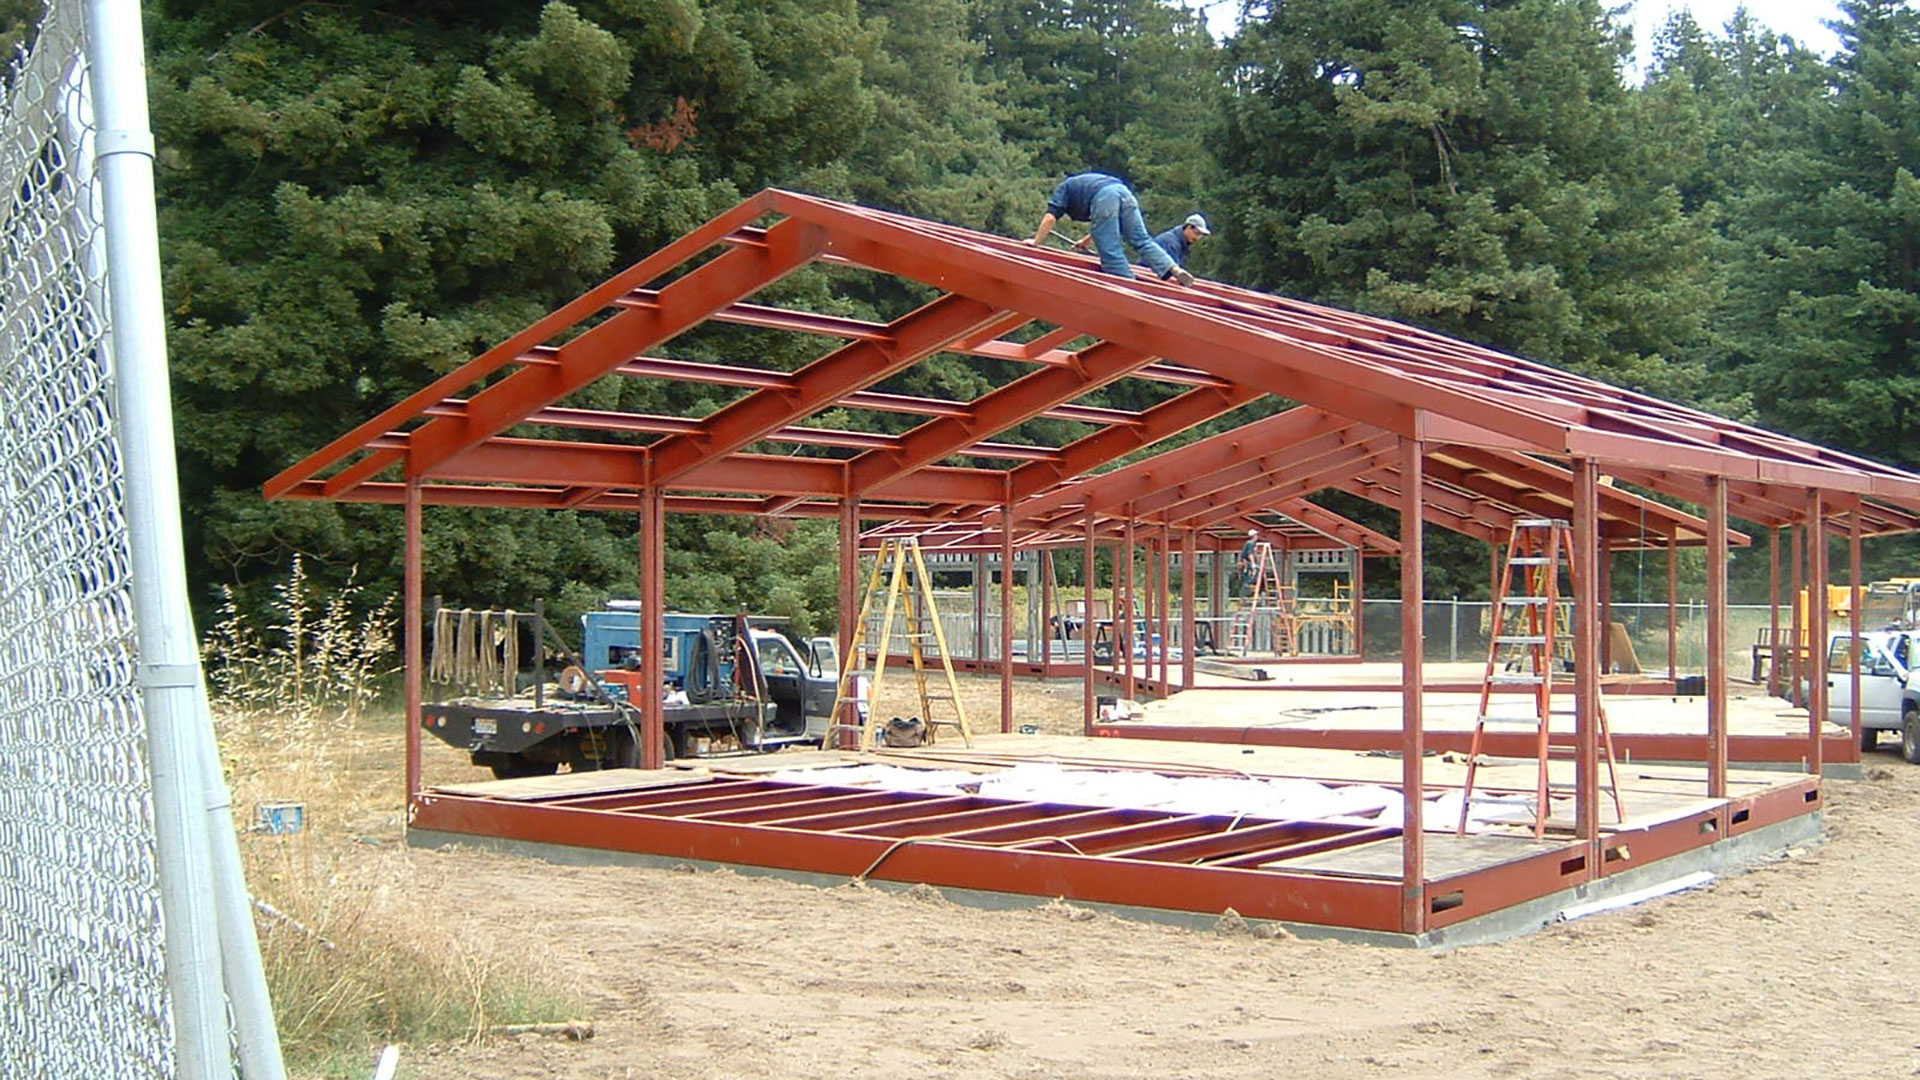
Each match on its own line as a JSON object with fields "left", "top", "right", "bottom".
{"left": 46, "top": 0, "right": 1920, "bottom": 627}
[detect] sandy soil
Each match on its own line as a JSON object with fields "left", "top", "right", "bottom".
{"left": 253, "top": 677, "right": 1920, "bottom": 1080}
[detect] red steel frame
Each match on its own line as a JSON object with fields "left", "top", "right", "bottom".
{"left": 275, "top": 190, "right": 1920, "bottom": 935}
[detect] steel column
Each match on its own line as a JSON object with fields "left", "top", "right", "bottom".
{"left": 405, "top": 477, "right": 423, "bottom": 800}
{"left": 1808, "top": 493, "right": 1826, "bottom": 774}
{"left": 1159, "top": 528, "right": 1173, "bottom": 691}
{"left": 640, "top": 484, "right": 667, "bottom": 770}
{"left": 1354, "top": 548, "right": 1366, "bottom": 659}
{"left": 974, "top": 551, "right": 988, "bottom": 662}
{"left": 1791, "top": 523, "right": 1805, "bottom": 708}
{"left": 839, "top": 499, "right": 861, "bottom": 749}
{"left": 1851, "top": 509, "right": 1864, "bottom": 758}
{"left": 1123, "top": 510, "right": 1136, "bottom": 701}
{"left": 1599, "top": 543, "right": 1613, "bottom": 672}
{"left": 1398, "top": 435, "right": 1425, "bottom": 934}
{"left": 1707, "top": 476, "right": 1729, "bottom": 799}
{"left": 1001, "top": 480, "right": 1015, "bottom": 732}
{"left": 1667, "top": 539, "right": 1679, "bottom": 679}
{"left": 1181, "top": 530, "right": 1197, "bottom": 689}
{"left": 1084, "top": 512, "right": 1097, "bottom": 735}
{"left": 1573, "top": 458, "right": 1601, "bottom": 845}
{"left": 1768, "top": 528, "right": 1782, "bottom": 696}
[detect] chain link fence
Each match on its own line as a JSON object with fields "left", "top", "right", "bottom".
{"left": 1361, "top": 598, "right": 1781, "bottom": 677}
{"left": 0, "top": 3, "right": 274, "bottom": 1076}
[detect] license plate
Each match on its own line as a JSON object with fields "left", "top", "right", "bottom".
{"left": 472, "top": 718, "right": 497, "bottom": 737}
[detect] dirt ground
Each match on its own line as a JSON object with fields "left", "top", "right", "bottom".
{"left": 249, "top": 676, "right": 1920, "bottom": 1080}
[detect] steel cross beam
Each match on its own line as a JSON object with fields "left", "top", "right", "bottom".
{"left": 396, "top": 216, "right": 826, "bottom": 486}
{"left": 1333, "top": 473, "right": 1510, "bottom": 545}
{"left": 773, "top": 192, "right": 1569, "bottom": 449}
{"left": 988, "top": 384, "right": 1266, "bottom": 520}
{"left": 1010, "top": 405, "right": 1342, "bottom": 526}
{"left": 842, "top": 340, "right": 1158, "bottom": 493}
{"left": 641, "top": 294, "right": 1019, "bottom": 486}
{"left": 1439, "top": 446, "right": 1731, "bottom": 544}
{"left": 612, "top": 355, "right": 1144, "bottom": 427}
{"left": 1420, "top": 454, "right": 1710, "bottom": 547}
{"left": 263, "top": 192, "right": 784, "bottom": 500}
{"left": 1266, "top": 498, "right": 1402, "bottom": 556}
{"left": 1126, "top": 423, "right": 1369, "bottom": 521}
{"left": 1173, "top": 441, "right": 1401, "bottom": 529}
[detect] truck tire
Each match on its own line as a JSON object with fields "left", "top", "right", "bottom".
{"left": 1903, "top": 706, "right": 1920, "bottom": 766}
{"left": 1863, "top": 723, "right": 1878, "bottom": 752}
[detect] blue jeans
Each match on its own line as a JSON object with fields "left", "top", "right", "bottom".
{"left": 1088, "top": 184, "right": 1176, "bottom": 280}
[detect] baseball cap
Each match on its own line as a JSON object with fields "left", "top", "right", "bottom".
{"left": 1185, "top": 213, "right": 1211, "bottom": 235}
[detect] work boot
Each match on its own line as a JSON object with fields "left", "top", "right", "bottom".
{"left": 1170, "top": 266, "right": 1195, "bottom": 287}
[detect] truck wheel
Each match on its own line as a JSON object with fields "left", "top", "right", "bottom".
{"left": 1903, "top": 707, "right": 1920, "bottom": 765}
{"left": 1863, "top": 723, "right": 1878, "bottom": 752}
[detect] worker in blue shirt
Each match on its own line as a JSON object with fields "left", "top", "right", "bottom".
{"left": 1152, "top": 213, "right": 1211, "bottom": 268}
{"left": 1027, "top": 172, "right": 1194, "bottom": 286}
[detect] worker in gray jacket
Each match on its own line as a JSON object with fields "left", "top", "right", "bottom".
{"left": 1151, "top": 213, "right": 1211, "bottom": 269}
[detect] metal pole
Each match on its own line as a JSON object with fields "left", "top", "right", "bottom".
{"left": 1791, "top": 523, "right": 1805, "bottom": 707}
{"left": 1040, "top": 550, "right": 1054, "bottom": 673}
{"left": 1768, "top": 527, "right": 1782, "bottom": 696}
{"left": 1083, "top": 512, "right": 1096, "bottom": 735}
{"left": 974, "top": 551, "right": 988, "bottom": 662}
{"left": 1448, "top": 596, "right": 1458, "bottom": 664}
{"left": 1667, "top": 539, "right": 1678, "bottom": 679}
{"left": 1123, "top": 509, "right": 1136, "bottom": 701}
{"left": 1808, "top": 494, "right": 1826, "bottom": 774}
{"left": 1181, "top": 530, "right": 1197, "bottom": 690}
{"left": 1573, "top": 458, "right": 1602, "bottom": 848}
{"left": 85, "top": 2, "right": 264, "bottom": 1073}
{"left": 1000, "top": 484, "right": 1015, "bottom": 733}
{"left": 838, "top": 499, "right": 859, "bottom": 750}
{"left": 1706, "top": 477, "right": 1728, "bottom": 799}
{"left": 1851, "top": 508, "right": 1864, "bottom": 759}
{"left": 1398, "top": 436, "right": 1426, "bottom": 934}
{"left": 640, "top": 483, "right": 666, "bottom": 769}
{"left": 405, "top": 481, "right": 423, "bottom": 798}
{"left": 1598, "top": 543, "right": 1613, "bottom": 673}
{"left": 1353, "top": 549, "right": 1366, "bottom": 659}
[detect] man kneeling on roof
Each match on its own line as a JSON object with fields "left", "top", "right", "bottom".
{"left": 1026, "top": 172, "right": 1195, "bottom": 287}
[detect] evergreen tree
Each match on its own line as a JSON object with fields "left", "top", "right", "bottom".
{"left": 1212, "top": 0, "right": 1714, "bottom": 395}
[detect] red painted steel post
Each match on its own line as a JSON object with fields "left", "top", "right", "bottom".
{"left": 1706, "top": 476, "right": 1728, "bottom": 799}
{"left": 1152, "top": 526, "right": 1167, "bottom": 687}
{"left": 1001, "top": 481, "right": 1015, "bottom": 733}
{"left": 1353, "top": 548, "right": 1366, "bottom": 659}
{"left": 1084, "top": 512, "right": 1096, "bottom": 735}
{"left": 404, "top": 477, "right": 423, "bottom": 801}
{"left": 1667, "top": 539, "right": 1679, "bottom": 680}
{"left": 1573, "top": 458, "right": 1601, "bottom": 846}
{"left": 1768, "top": 528, "right": 1782, "bottom": 697}
{"left": 1808, "top": 493, "right": 1826, "bottom": 774}
{"left": 1181, "top": 529, "right": 1197, "bottom": 690}
{"left": 1040, "top": 550, "right": 1054, "bottom": 673}
{"left": 838, "top": 498, "right": 860, "bottom": 751}
{"left": 1123, "top": 510, "right": 1136, "bottom": 701}
{"left": 974, "top": 551, "right": 988, "bottom": 663}
{"left": 1790, "top": 524, "right": 1804, "bottom": 708}
{"left": 1850, "top": 509, "right": 1863, "bottom": 760}
{"left": 1398, "top": 435, "right": 1426, "bottom": 935}
{"left": 640, "top": 483, "right": 666, "bottom": 770}
{"left": 1598, "top": 543, "right": 1613, "bottom": 674}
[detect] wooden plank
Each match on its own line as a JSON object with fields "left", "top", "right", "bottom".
{"left": 435, "top": 767, "right": 712, "bottom": 801}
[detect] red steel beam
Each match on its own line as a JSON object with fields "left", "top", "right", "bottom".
{"left": 264, "top": 192, "right": 782, "bottom": 500}
{"left": 645, "top": 295, "right": 1021, "bottom": 486}
{"left": 400, "top": 216, "right": 826, "bottom": 485}
{"left": 844, "top": 340, "right": 1159, "bottom": 493}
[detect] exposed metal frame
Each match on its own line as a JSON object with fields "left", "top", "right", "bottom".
{"left": 272, "top": 190, "right": 1920, "bottom": 935}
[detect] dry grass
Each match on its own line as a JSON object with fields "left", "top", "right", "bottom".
{"left": 221, "top": 705, "right": 583, "bottom": 1078}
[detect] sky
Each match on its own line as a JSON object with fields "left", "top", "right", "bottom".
{"left": 1184, "top": 1, "right": 1848, "bottom": 64}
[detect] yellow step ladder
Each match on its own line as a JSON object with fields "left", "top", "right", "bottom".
{"left": 828, "top": 538, "right": 973, "bottom": 751}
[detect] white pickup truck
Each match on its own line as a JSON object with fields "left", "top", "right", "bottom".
{"left": 1825, "top": 628, "right": 1920, "bottom": 763}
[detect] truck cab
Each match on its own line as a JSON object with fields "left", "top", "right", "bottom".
{"left": 1826, "top": 628, "right": 1920, "bottom": 762}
